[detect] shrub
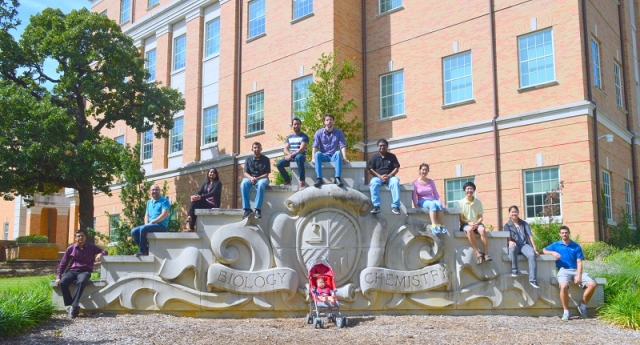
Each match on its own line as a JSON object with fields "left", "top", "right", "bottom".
{"left": 606, "top": 212, "right": 640, "bottom": 249}
{"left": 594, "top": 250, "right": 640, "bottom": 330}
{"left": 0, "top": 277, "right": 55, "bottom": 337}
{"left": 582, "top": 241, "right": 619, "bottom": 261}
{"left": 15, "top": 235, "right": 49, "bottom": 244}
{"left": 530, "top": 219, "right": 562, "bottom": 251}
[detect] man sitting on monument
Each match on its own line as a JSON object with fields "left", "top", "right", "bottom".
{"left": 276, "top": 117, "right": 309, "bottom": 189}
{"left": 312, "top": 113, "right": 349, "bottom": 188}
{"left": 130, "top": 184, "right": 170, "bottom": 256}
{"left": 458, "top": 181, "right": 490, "bottom": 265}
{"left": 241, "top": 141, "right": 271, "bottom": 220}
{"left": 55, "top": 229, "right": 107, "bottom": 318}
{"left": 368, "top": 138, "right": 401, "bottom": 215}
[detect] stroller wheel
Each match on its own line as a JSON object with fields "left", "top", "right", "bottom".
{"left": 306, "top": 314, "right": 312, "bottom": 324}
{"left": 336, "top": 317, "right": 343, "bottom": 328}
{"left": 337, "top": 316, "right": 347, "bottom": 328}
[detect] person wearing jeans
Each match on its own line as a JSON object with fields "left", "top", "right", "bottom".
{"left": 131, "top": 184, "right": 170, "bottom": 256}
{"left": 312, "top": 113, "right": 349, "bottom": 188}
{"left": 241, "top": 142, "right": 271, "bottom": 220}
{"left": 504, "top": 205, "right": 539, "bottom": 289}
{"left": 276, "top": 118, "right": 309, "bottom": 189}
{"left": 368, "top": 138, "right": 401, "bottom": 215}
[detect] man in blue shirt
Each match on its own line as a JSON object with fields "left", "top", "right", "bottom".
{"left": 276, "top": 118, "right": 309, "bottom": 189}
{"left": 543, "top": 225, "right": 597, "bottom": 320}
{"left": 131, "top": 184, "right": 170, "bottom": 256}
{"left": 312, "top": 113, "right": 349, "bottom": 188}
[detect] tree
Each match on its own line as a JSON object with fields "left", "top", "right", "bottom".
{"left": 294, "top": 52, "right": 362, "bottom": 161}
{"left": 0, "top": 6, "right": 185, "bottom": 231}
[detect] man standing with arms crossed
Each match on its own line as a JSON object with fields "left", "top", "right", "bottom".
{"left": 312, "top": 113, "right": 349, "bottom": 188}
{"left": 276, "top": 117, "right": 309, "bottom": 189}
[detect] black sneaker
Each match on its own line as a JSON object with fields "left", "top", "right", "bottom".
{"left": 242, "top": 209, "right": 252, "bottom": 219}
{"left": 314, "top": 179, "right": 324, "bottom": 188}
{"left": 391, "top": 207, "right": 401, "bottom": 215}
{"left": 72, "top": 306, "right": 80, "bottom": 317}
{"left": 254, "top": 209, "right": 262, "bottom": 219}
{"left": 334, "top": 177, "right": 343, "bottom": 187}
{"left": 66, "top": 306, "right": 74, "bottom": 319}
{"left": 370, "top": 206, "right": 381, "bottom": 214}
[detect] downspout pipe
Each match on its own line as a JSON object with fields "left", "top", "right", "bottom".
{"left": 233, "top": 0, "right": 243, "bottom": 208}
{"left": 361, "top": 0, "right": 368, "bottom": 178}
{"left": 618, "top": 2, "right": 639, "bottom": 219}
{"left": 489, "top": 0, "right": 503, "bottom": 225}
{"left": 581, "top": 0, "right": 604, "bottom": 240}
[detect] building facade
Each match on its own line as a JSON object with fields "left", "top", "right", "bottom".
{"left": 1, "top": 0, "right": 639, "bottom": 247}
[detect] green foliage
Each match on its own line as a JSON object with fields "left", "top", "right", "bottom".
{"left": 0, "top": 277, "right": 55, "bottom": 337}
{"left": 0, "top": 6, "right": 185, "bottom": 231}
{"left": 162, "top": 181, "right": 185, "bottom": 233}
{"left": 271, "top": 157, "right": 287, "bottom": 185}
{"left": 530, "top": 219, "right": 562, "bottom": 250}
{"left": 582, "top": 241, "right": 619, "bottom": 261}
{"left": 14, "top": 235, "right": 48, "bottom": 244}
{"left": 594, "top": 250, "right": 640, "bottom": 330}
{"left": 294, "top": 52, "right": 362, "bottom": 161}
{"left": 606, "top": 211, "right": 640, "bottom": 249}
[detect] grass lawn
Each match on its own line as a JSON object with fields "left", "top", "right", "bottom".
{"left": 0, "top": 275, "right": 54, "bottom": 292}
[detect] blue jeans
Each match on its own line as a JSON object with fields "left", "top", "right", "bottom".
{"left": 241, "top": 177, "right": 269, "bottom": 210}
{"left": 370, "top": 176, "right": 401, "bottom": 207}
{"left": 131, "top": 223, "right": 167, "bottom": 254}
{"left": 276, "top": 154, "right": 306, "bottom": 183}
{"left": 315, "top": 151, "right": 342, "bottom": 178}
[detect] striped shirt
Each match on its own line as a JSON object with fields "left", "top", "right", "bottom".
{"left": 286, "top": 132, "right": 309, "bottom": 155}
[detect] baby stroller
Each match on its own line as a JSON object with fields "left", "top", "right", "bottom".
{"left": 305, "top": 256, "right": 348, "bottom": 329}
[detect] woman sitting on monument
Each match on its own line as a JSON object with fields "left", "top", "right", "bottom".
{"left": 185, "top": 167, "right": 222, "bottom": 232}
{"left": 412, "top": 163, "right": 447, "bottom": 235}
{"left": 504, "top": 205, "right": 540, "bottom": 288}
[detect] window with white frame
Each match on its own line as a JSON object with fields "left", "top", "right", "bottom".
{"left": 592, "top": 39, "right": 602, "bottom": 88}
{"left": 248, "top": 0, "right": 266, "bottom": 39}
{"left": 445, "top": 177, "right": 475, "bottom": 208}
{"left": 625, "top": 180, "right": 633, "bottom": 221}
{"left": 3, "top": 222, "right": 8, "bottom": 240}
{"left": 115, "top": 135, "right": 125, "bottom": 146}
{"left": 142, "top": 128, "right": 153, "bottom": 161}
{"left": 379, "top": 0, "right": 402, "bottom": 14}
{"left": 109, "top": 214, "right": 120, "bottom": 239}
{"left": 614, "top": 62, "right": 623, "bottom": 107}
{"left": 148, "top": 0, "right": 159, "bottom": 7}
{"left": 203, "top": 106, "right": 219, "bottom": 145}
{"left": 170, "top": 117, "right": 184, "bottom": 153}
{"left": 247, "top": 91, "right": 264, "bottom": 134}
{"left": 120, "top": 0, "right": 131, "bottom": 24}
{"left": 443, "top": 51, "right": 473, "bottom": 105}
{"left": 145, "top": 49, "right": 156, "bottom": 81}
{"left": 100, "top": 10, "right": 107, "bottom": 16}
{"left": 518, "top": 28, "right": 555, "bottom": 88}
{"left": 173, "top": 34, "right": 186, "bottom": 71}
{"left": 292, "top": 75, "right": 312, "bottom": 116}
{"left": 205, "top": 18, "right": 220, "bottom": 58}
{"left": 293, "top": 0, "right": 313, "bottom": 20}
{"left": 602, "top": 170, "right": 612, "bottom": 221}
{"left": 524, "top": 167, "right": 561, "bottom": 219}
{"left": 380, "top": 70, "right": 405, "bottom": 119}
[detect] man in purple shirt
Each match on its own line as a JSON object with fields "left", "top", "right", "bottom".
{"left": 312, "top": 113, "right": 349, "bottom": 188}
{"left": 55, "top": 229, "right": 107, "bottom": 318}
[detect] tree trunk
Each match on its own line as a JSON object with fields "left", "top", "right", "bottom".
{"left": 77, "top": 185, "right": 95, "bottom": 242}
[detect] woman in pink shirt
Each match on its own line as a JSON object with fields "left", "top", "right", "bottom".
{"left": 412, "top": 163, "right": 447, "bottom": 234}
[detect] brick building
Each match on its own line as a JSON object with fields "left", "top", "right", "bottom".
{"left": 1, "top": 0, "right": 638, "bottom": 247}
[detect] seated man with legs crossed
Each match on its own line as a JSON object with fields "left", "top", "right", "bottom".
{"left": 276, "top": 117, "right": 309, "bottom": 189}
{"left": 131, "top": 184, "right": 170, "bottom": 256}
{"left": 241, "top": 141, "right": 271, "bottom": 220}
{"left": 543, "top": 225, "right": 597, "bottom": 320}
{"left": 368, "top": 138, "right": 401, "bottom": 215}
{"left": 312, "top": 113, "right": 349, "bottom": 188}
{"left": 55, "top": 229, "right": 107, "bottom": 318}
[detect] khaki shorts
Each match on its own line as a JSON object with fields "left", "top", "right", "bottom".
{"left": 557, "top": 268, "right": 595, "bottom": 287}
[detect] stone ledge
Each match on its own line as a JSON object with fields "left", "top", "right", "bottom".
{"left": 50, "top": 279, "right": 108, "bottom": 288}
{"left": 452, "top": 231, "right": 509, "bottom": 238}
{"left": 102, "top": 256, "right": 154, "bottom": 263}
{"left": 358, "top": 184, "right": 414, "bottom": 192}
{"left": 195, "top": 209, "right": 245, "bottom": 216}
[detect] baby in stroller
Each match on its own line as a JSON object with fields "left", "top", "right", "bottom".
{"left": 306, "top": 257, "right": 348, "bottom": 329}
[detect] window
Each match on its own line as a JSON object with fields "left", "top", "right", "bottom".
{"left": 524, "top": 167, "right": 561, "bottom": 219}
{"left": 142, "top": 128, "right": 153, "bottom": 160}
{"left": 380, "top": 70, "right": 405, "bottom": 119}
{"left": 445, "top": 177, "right": 475, "bottom": 208}
{"left": 443, "top": 51, "right": 473, "bottom": 105}
{"left": 592, "top": 39, "right": 602, "bottom": 88}
{"left": 170, "top": 117, "right": 184, "bottom": 153}
{"left": 3, "top": 222, "right": 8, "bottom": 240}
{"left": 379, "top": 0, "right": 402, "bottom": 14}
{"left": 148, "top": 0, "right": 159, "bottom": 7}
{"left": 247, "top": 91, "right": 265, "bottom": 134}
{"left": 248, "top": 0, "right": 266, "bottom": 39}
{"left": 205, "top": 18, "right": 221, "bottom": 58}
{"left": 100, "top": 10, "right": 107, "bottom": 16}
{"left": 614, "top": 62, "right": 623, "bottom": 107}
{"left": 173, "top": 34, "right": 186, "bottom": 71}
{"left": 292, "top": 75, "right": 312, "bottom": 116}
{"left": 293, "top": 0, "right": 313, "bottom": 20}
{"left": 109, "top": 214, "right": 120, "bottom": 240}
{"left": 518, "top": 29, "right": 555, "bottom": 88}
{"left": 203, "top": 106, "right": 219, "bottom": 145}
{"left": 145, "top": 49, "right": 156, "bottom": 81}
{"left": 120, "top": 0, "right": 131, "bottom": 24}
{"left": 115, "top": 135, "right": 125, "bottom": 146}
{"left": 602, "top": 171, "right": 613, "bottom": 221}
{"left": 625, "top": 181, "right": 633, "bottom": 222}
